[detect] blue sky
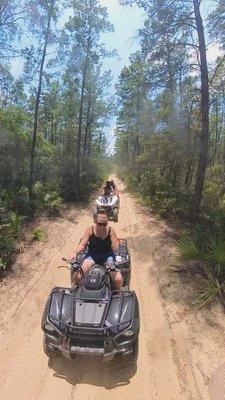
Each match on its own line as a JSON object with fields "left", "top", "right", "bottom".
{"left": 99, "top": 0, "right": 145, "bottom": 151}
{"left": 100, "top": 0, "right": 144, "bottom": 82}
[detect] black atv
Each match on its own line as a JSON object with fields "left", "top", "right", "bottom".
{"left": 41, "top": 240, "right": 139, "bottom": 363}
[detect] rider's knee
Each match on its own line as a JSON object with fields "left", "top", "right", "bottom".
{"left": 113, "top": 272, "right": 123, "bottom": 286}
{"left": 73, "top": 270, "right": 82, "bottom": 283}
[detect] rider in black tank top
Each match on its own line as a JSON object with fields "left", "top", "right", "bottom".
{"left": 89, "top": 226, "right": 112, "bottom": 253}
{"left": 69, "top": 210, "right": 122, "bottom": 288}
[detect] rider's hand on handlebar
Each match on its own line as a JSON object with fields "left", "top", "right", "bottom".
{"left": 62, "top": 255, "right": 78, "bottom": 264}
{"left": 106, "top": 262, "right": 116, "bottom": 271}
{"left": 67, "top": 252, "right": 78, "bottom": 263}
{"left": 61, "top": 257, "right": 80, "bottom": 272}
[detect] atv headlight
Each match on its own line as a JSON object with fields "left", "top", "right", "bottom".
{"left": 123, "top": 329, "right": 134, "bottom": 337}
{"left": 45, "top": 323, "right": 55, "bottom": 333}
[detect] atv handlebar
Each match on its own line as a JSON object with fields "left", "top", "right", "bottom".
{"left": 61, "top": 257, "right": 80, "bottom": 270}
{"left": 62, "top": 257, "right": 116, "bottom": 273}
{"left": 105, "top": 262, "right": 116, "bottom": 272}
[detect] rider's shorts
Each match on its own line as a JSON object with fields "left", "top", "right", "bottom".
{"left": 84, "top": 251, "right": 115, "bottom": 265}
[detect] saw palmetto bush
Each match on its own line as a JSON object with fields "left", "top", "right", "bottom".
{"left": 42, "top": 192, "right": 61, "bottom": 216}
{"left": 33, "top": 182, "right": 61, "bottom": 216}
{"left": 31, "top": 227, "right": 46, "bottom": 242}
{"left": 7, "top": 211, "right": 23, "bottom": 239}
{"left": 0, "top": 234, "right": 14, "bottom": 272}
{"left": 176, "top": 235, "right": 225, "bottom": 308}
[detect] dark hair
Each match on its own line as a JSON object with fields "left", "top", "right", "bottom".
{"left": 93, "top": 209, "right": 107, "bottom": 222}
{"left": 97, "top": 209, "right": 107, "bottom": 216}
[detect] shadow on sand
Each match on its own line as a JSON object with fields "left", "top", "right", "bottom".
{"left": 48, "top": 355, "right": 137, "bottom": 389}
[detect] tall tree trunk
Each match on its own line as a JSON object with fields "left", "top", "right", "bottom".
{"left": 29, "top": 4, "right": 53, "bottom": 198}
{"left": 50, "top": 112, "right": 54, "bottom": 144}
{"left": 87, "top": 111, "right": 94, "bottom": 156}
{"left": 192, "top": 0, "right": 209, "bottom": 215}
{"left": 126, "top": 132, "right": 129, "bottom": 169}
{"left": 212, "top": 98, "right": 218, "bottom": 166}
{"left": 76, "top": 29, "right": 91, "bottom": 189}
{"left": 83, "top": 98, "right": 92, "bottom": 155}
{"left": 87, "top": 129, "right": 92, "bottom": 156}
{"left": 185, "top": 134, "right": 197, "bottom": 189}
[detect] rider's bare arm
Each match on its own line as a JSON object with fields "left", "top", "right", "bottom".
{"left": 69, "top": 228, "right": 91, "bottom": 260}
{"left": 97, "top": 187, "right": 104, "bottom": 195}
{"left": 110, "top": 227, "right": 118, "bottom": 252}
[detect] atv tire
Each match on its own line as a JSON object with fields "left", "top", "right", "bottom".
{"left": 41, "top": 296, "right": 50, "bottom": 331}
{"left": 121, "top": 338, "right": 139, "bottom": 365}
{"left": 43, "top": 335, "right": 58, "bottom": 358}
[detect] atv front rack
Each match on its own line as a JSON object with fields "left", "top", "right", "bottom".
{"left": 46, "top": 287, "right": 135, "bottom": 337}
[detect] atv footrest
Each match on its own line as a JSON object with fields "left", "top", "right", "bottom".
{"left": 70, "top": 345, "right": 104, "bottom": 355}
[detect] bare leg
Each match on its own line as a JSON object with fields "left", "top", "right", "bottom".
{"left": 110, "top": 270, "right": 123, "bottom": 290}
{"left": 72, "top": 258, "right": 95, "bottom": 284}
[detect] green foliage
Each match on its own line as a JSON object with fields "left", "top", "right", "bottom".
{"left": 0, "top": 188, "right": 13, "bottom": 210}
{"left": 33, "top": 182, "right": 61, "bottom": 216}
{"left": 0, "top": 0, "right": 113, "bottom": 211}
{"left": 176, "top": 235, "right": 225, "bottom": 308}
{"left": 7, "top": 211, "right": 23, "bottom": 238}
{"left": 212, "top": 206, "right": 225, "bottom": 233}
{"left": 176, "top": 237, "right": 202, "bottom": 261}
{"left": 0, "top": 234, "right": 14, "bottom": 271}
{"left": 0, "top": 0, "right": 115, "bottom": 276}
{"left": 59, "top": 157, "right": 107, "bottom": 201}
{"left": 203, "top": 165, "right": 224, "bottom": 208}
{"left": 31, "top": 227, "right": 46, "bottom": 242}
{"left": 0, "top": 258, "right": 7, "bottom": 271}
{"left": 195, "top": 267, "right": 225, "bottom": 309}
{"left": 11, "top": 186, "right": 31, "bottom": 214}
{"left": 115, "top": 0, "right": 225, "bottom": 228}
{"left": 43, "top": 192, "right": 61, "bottom": 216}
{"left": 208, "top": 0, "right": 225, "bottom": 49}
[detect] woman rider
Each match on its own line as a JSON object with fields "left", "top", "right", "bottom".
{"left": 99, "top": 180, "right": 115, "bottom": 196}
{"left": 69, "top": 210, "right": 123, "bottom": 289}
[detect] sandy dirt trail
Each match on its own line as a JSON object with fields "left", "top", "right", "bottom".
{"left": 0, "top": 175, "right": 225, "bottom": 400}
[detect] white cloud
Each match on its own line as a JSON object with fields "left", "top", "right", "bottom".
{"left": 11, "top": 58, "right": 25, "bottom": 78}
{"left": 207, "top": 42, "right": 223, "bottom": 64}
{"left": 107, "top": 125, "right": 116, "bottom": 154}
{"left": 99, "top": 0, "right": 121, "bottom": 10}
{"left": 58, "top": 7, "right": 73, "bottom": 28}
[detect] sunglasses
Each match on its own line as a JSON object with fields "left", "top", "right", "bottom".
{"left": 97, "top": 222, "right": 108, "bottom": 227}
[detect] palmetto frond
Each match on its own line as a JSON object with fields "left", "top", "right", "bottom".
{"left": 176, "top": 235, "right": 225, "bottom": 309}
{"left": 7, "top": 211, "right": 23, "bottom": 238}
{"left": 203, "top": 235, "right": 225, "bottom": 265}
{"left": 194, "top": 267, "right": 225, "bottom": 309}
{"left": 175, "top": 237, "right": 202, "bottom": 261}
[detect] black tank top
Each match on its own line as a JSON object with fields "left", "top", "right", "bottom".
{"left": 89, "top": 227, "right": 112, "bottom": 253}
